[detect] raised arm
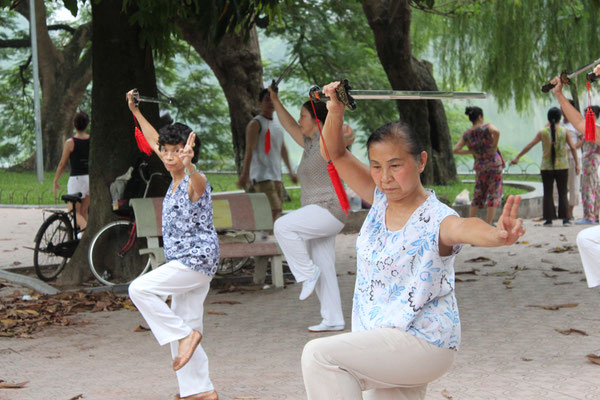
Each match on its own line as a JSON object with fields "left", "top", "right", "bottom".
{"left": 126, "top": 90, "right": 161, "bottom": 156}
{"left": 320, "top": 81, "right": 375, "bottom": 204}
{"left": 511, "top": 132, "right": 541, "bottom": 165}
{"left": 439, "top": 195, "right": 525, "bottom": 253}
{"left": 268, "top": 87, "right": 305, "bottom": 147}
{"left": 551, "top": 77, "right": 586, "bottom": 135}
{"left": 237, "top": 120, "right": 260, "bottom": 189}
{"left": 453, "top": 136, "right": 472, "bottom": 155}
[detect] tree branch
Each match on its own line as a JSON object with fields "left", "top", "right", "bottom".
{"left": 0, "top": 38, "right": 30, "bottom": 48}
{"left": 48, "top": 24, "right": 76, "bottom": 34}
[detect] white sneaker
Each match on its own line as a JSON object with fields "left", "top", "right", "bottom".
{"left": 299, "top": 267, "right": 321, "bottom": 300}
{"left": 308, "top": 322, "right": 345, "bottom": 332}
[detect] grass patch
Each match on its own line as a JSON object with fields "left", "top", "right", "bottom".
{"left": 0, "top": 170, "right": 530, "bottom": 206}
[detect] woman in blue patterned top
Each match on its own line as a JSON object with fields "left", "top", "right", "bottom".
{"left": 126, "top": 90, "right": 219, "bottom": 400}
{"left": 300, "top": 82, "right": 526, "bottom": 400}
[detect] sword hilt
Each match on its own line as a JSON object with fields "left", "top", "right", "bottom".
{"left": 309, "top": 79, "right": 357, "bottom": 111}
{"left": 587, "top": 71, "right": 600, "bottom": 84}
{"left": 541, "top": 70, "right": 571, "bottom": 93}
{"left": 270, "top": 79, "right": 279, "bottom": 93}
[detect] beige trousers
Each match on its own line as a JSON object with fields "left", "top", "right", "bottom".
{"left": 301, "top": 328, "right": 455, "bottom": 400}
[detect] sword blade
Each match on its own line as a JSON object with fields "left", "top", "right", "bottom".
{"left": 274, "top": 54, "right": 300, "bottom": 87}
{"left": 349, "top": 90, "right": 487, "bottom": 100}
{"left": 137, "top": 95, "right": 171, "bottom": 104}
{"left": 568, "top": 58, "right": 600, "bottom": 79}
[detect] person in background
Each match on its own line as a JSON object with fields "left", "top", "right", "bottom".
{"left": 576, "top": 105, "right": 600, "bottom": 224}
{"left": 237, "top": 88, "right": 297, "bottom": 221}
{"left": 53, "top": 111, "right": 91, "bottom": 231}
{"left": 561, "top": 100, "right": 584, "bottom": 220}
{"left": 453, "top": 106, "right": 503, "bottom": 225}
{"left": 511, "top": 107, "right": 579, "bottom": 226}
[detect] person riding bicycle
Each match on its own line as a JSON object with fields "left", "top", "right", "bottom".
{"left": 52, "top": 111, "right": 90, "bottom": 231}
{"left": 125, "top": 90, "right": 219, "bottom": 400}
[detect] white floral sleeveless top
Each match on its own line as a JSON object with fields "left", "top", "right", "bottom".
{"left": 162, "top": 175, "right": 219, "bottom": 277}
{"left": 353, "top": 188, "right": 462, "bottom": 350}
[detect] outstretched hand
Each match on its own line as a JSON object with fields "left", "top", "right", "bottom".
{"left": 322, "top": 82, "right": 346, "bottom": 115}
{"left": 179, "top": 132, "right": 196, "bottom": 168}
{"left": 494, "top": 195, "right": 525, "bottom": 246}
{"left": 125, "top": 89, "right": 138, "bottom": 113}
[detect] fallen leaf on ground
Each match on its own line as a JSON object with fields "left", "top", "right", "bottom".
{"left": 508, "top": 251, "right": 516, "bottom": 256}
{"left": 134, "top": 325, "right": 150, "bottom": 332}
{"left": 68, "top": 394, "right": 83, "bottom": 400}
{"left": 483, "top": 271, "right": 516, "bottom": 277}
{"left": 10, "top": 261, "right": 21, "bottom": 266}
{"left": 518, "top": 240, "right": 529, "bottom": 245}
{"left": 455, "top": 268, "right": 479, "bottom": 275}
{"left": 502, "top": 280, "right": 512, "bottom": 285}
{"left": 455, "top": 278, "right": 478, "bottom": 283}
{"left": 0, "top": 380, "right": 28, "bottom": 389}
{"left": 528, "top": 243, "right": 543, "bottom": 248}
{"left": 347, "top": 271, "right": 356, "bottom": 275}
{"left": 521, "top": 357, "right": 533, "bottom": 362}
{"left": 555, "top": 328, "right": 588, "bottom": 336}
{"left": 527, "top": 303, "right": 578, "bottom": 311}
{"left": 554, "top": 282, "right": 572, "bottom": 286}
{"left": 549, "top": 245, "right": 576, "bottom": 253}
{"left": 465, "top": 256, "right": 492, "bottom": 263}
{"left": 559, "top": 234, "right": 568, "bottom": 242}
{"left": 210, "top": 300, "right": 241, "bottom": 305}
{"left": 441, "top": 389, "right": 453, "bottom": 399}
{"left": 207, "top": 310, "right": 227, "bottom": 315}
{"left": 513, "top": 265, "right": 527, "bottom": 271}
{"left": 543, "top": 272, "right": 557, "bottom": 278}
{"left": 587, "top": 354, "right": 600, "bottom": 365}
{"left": 551, "top": 266, "right": 569, "bottom": 272}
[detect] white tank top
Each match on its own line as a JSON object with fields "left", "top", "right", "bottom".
{"left": 250, "top": 114, "right": 283, "bottom": 183}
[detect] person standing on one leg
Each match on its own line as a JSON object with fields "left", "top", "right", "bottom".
{"left": 269, "top": 86, "right": 355, "bottom": 332}
{"left": 298, "top": 81, "right": 525, "bottom": 400}
{"left": 125, "top": 90, "right": 219, "bottom": 400}
{"left": 511, "top": 107, "right": 579, "bottom": 226}
{"left": 453, "top": 106, "right": 503, "bottom": 225}
{"left": 53, "top": 111, "right": 91, "bottom": 232}
{"left": 237, "top": 88, "right": 297, "bottom": 221}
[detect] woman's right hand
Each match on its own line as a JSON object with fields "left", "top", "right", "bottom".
{"left": 125, "top": 89, "right": 138, "bottom": 113}
{"left": 550, "top": 76, "right": 563, "bottom": 97}
{"left": 509, "top": 157, "right": 519, "bottom": 165}
{"left": 322, "top": 82, "right": 346, "bottom": 115}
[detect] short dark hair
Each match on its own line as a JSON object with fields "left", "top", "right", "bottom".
{"left": 258, "top": 88, "right": 269, "bottom": 102}
{"left": 547, "top": 107, "right": 562, "bottom": 124}
{"left": 302, "top": 100, "right": 328, "bottom": 122}
{"left": 158, "top": 122, "right": 201, "bottom": 164}
{"left": 366, "top": 121, "right": 424, "bottom": 161}
{"left": 465, "top": 106, "right": 483, "bottom": 123}
{"left": 73, "top": 111, "right": 89, "bottom": 131}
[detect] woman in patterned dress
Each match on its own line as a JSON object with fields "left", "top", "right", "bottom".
{"left": 577, "top": 105, "right": 600, "bottom": 224}
{"left": 299, "top": 81, "right": 525, "bottom": 400}
{"left": 511, "top": 107, "right": 579, "bottom": 226}
{"left": 125, "top": 90, "right": 219, "bottom": 400}
{"left": 268, "top": 86, "right": 355, "bottom": 333}
{"left": 453, "top": 106, "right": 503, "bottom": 224}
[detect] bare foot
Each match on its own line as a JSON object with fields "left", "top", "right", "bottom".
{"left": 175, "top": 390, "right": 218, "bottom": 400}
{"left": 172, "top": 329, "right": 202, "bottom": 371}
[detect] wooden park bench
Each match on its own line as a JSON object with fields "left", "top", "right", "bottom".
{"left": 129, "top": 192, "right": 284, "bottom": 287}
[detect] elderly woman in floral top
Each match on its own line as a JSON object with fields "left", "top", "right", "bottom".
{"left": 299, "top": 81, "right": 526, "bottom": 400}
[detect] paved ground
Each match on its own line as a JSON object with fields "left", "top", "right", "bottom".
{"left": 1, "top": 206, "right": 600, "bottom": 399}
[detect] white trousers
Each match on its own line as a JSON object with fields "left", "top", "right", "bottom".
{"left": 128, "top": 260, "right": 214, "bottom": 397}
{"left": 301, "top": 328, "right": 455, "bottom": 400}
{"left": 577, "top": 226, "right": 600, "bottom": 287}
{"left": 568, "top": 157, "right": 581, "bottom": 206}
{"left": 274, "top": 204, "right": 345, "bottom": 326}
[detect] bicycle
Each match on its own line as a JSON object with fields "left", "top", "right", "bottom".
{"left": 33, "top": 193, "right": 84, "bottom": 281}
{"left": 87, "top": 162, "right": 165, "bottom": 286}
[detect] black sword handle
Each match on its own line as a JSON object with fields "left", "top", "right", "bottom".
{"left": 270, "top": 79, "right": 279, "bottom": 93}
{"left": 308, "top": 79, "right": 357, "bottom": 111}
{"left": 541, "top": 70, "right": 570, "bottom": 93}
{"left": 587, "top": 71, "right": 600, "bottom": 83}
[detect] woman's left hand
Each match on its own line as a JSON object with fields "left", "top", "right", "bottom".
{"left": 494, "top": 195, "right": 525, "bottom": 245}
{"left": 179, "top": 132, "right": 196, "bottom": 168}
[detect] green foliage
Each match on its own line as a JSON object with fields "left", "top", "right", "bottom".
{"left": 412, "top": 0, "right": 600, "bottom": 112}
{"left": 264, "top": 0, "right": 397, "bottom": 139}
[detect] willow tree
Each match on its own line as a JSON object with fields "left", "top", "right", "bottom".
{"left": 413, "top": 0, "right": 600, "bottom": 112}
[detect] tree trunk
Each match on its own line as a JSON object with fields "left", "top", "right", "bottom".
{"left": 59, "top": 0, "right": 167, "bottom": 284}
{"left": 361, "top": 0, "right": 457, "bottom": 184}
{"left": 14, "top": 0, "right": 93, "bottom": 170}
{"left": 177, "top": 24, "right": 264, "bottom": 173}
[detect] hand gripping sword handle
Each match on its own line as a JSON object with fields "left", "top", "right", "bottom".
{"left": 587, "top": 71, "right": 600, "bottom": 84}
{"left": 309, "top": 79, "right": 357, "bottom": 111}
{"left": 541, "top": 70, "right": 571, "bottom": 93}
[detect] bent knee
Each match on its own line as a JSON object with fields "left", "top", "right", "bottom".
{"left": 577, "top": 228, "right": 597, "bottom": 247}
{"left": 301, "top": 338, "right": 328, "bottom": 370}
{"left": 273, "top": 215, "right": 290, "bottom": 238}
{"left": 128, "top": 278, "right": 144, "bottom": 300}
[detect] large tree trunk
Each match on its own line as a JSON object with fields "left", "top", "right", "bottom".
{"left": 362, "top": 0, "right": 457, "bottom": 184}
{"left": 14, "top": 0, "right": 93, "bottom": 170}
{"left": 59, "top": 0, "right": 167, "bottom": 284}
{"left": 177, "top": 24, "right": 264, "bottom": 173}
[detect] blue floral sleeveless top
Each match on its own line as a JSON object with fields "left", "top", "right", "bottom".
{"left": 162, "top": 174, "right": 219, "bottom": 277}
{"left": 354, "top": 188, "right": 462, "bottom": 350}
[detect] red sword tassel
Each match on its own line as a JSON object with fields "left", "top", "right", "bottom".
{"left": 132, "top": 113, "right": 153, "bottom": 155}
{"left": 585, "top": 81, "right": 596, "bottom": 142}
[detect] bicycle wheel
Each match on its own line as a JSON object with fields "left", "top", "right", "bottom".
{"left": 216, "top": 257, "right": 251, "bottom": 276}
{"left": 33, "top": 213, "right": 73, "bottom": 281}
{"left": 88, "top": 220, "right": 151, "bottom": 286}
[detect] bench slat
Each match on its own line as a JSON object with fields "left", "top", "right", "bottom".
{"left": 219, "top": 242, "right": 281, "bottom": 258}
